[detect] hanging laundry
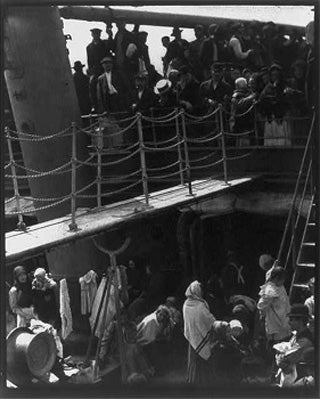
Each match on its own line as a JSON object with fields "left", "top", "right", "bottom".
{"left": 79, "top": 270, "right": 98, "bottom": 315}
{"left": 59, "top": 278, "right": 73, "bottom": 340}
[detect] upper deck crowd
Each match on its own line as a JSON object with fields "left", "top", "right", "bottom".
{"left": 72, "top": 20, "right": 315, "bottom": 144}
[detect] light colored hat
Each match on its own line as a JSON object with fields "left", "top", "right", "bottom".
{"left": 154, "top": 79, "right": 172, "bottom": 95}
{"left": 229, "top": 319, "right": 243, "bottom": 336}
{"left": 235, "top": 77, "right": 248, "bottom": 90}
{"left": 259, "top": 254, "right": 274, "bottom": 271}
{"left": 34, "top": 267, "right": 46, "bottom": 278}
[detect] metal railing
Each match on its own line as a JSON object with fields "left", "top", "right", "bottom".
{"left": 4, "top": 105, "right": 311, "bottom": 232}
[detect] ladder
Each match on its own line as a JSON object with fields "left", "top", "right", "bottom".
{"left": 289, "top": 198, "right": 316, "bottom": 303}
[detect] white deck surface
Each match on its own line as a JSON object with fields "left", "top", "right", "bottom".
{"left": 6, "top": 176, "right": 254, "bottom": 263}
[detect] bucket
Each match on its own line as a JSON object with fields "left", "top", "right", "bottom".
{"left": 7, "top": 327, "right": 56, "bottom": 386}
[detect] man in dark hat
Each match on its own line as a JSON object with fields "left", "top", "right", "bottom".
{"left": 199, "top": 62, "right": 232, "bottom": 112}
{"left": 166, "top": 26, "right": 189, "bottom": 68}
{"left": 274, "top": 304, "right": 314, "bottom": 387}
{"left": 72, "top": 61, "right": 91, "bottom": 116}
{"left": 188, "top": 25, "right": 206, "bottom": 81}
{"left": 112, "top": 21, "right": 136, "bottom": 76}
{"left": 131, "top": 72, "right": 157, "bottom": 113}
{"left": 96, "top": 55, "right": 128, "bottom": 114}
{"left": 199, "top": 24, "right": 219, "bottom": 80}
{"left": 177, "top": 65, "right": 200, "bottom": 113}
{"left": 86, "top": 27, "right": 114, "bottom": 112}
{"left": 228, "top": 22, "right": 253, "bottom": 68}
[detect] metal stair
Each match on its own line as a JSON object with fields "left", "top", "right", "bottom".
{"left": 276, "top": 112, "right": 316, "bottom": 305}
{"left": 289, "top": 199, "right": 316, "bottom": 303}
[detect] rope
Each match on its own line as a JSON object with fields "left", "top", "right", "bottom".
{"left": 141, "top": 112, "right": 181, "bottom": 124}
{"left": 78, "top": 117, "right": 138, "bottom": 139}
{"left": 77, "top": 148, "right": 140, "bottom": 166}
{"left": 189, "top": 152, "right": 217, "bottom": 164}
{"left": 5, "top": 197, "right": 15, "bottom": 204}
{"left": 74, "top": 180, "right": 98, "bottom": 195}
{"left": 143, "top": 109, "right": 177, "bottom": 120}
{"left": 143, "top": 140, "right": 184, "bottom": 152}
{"left": 225, "top": 130, "right": 255, "bottom": 137}
{"left": 149, "top": 168, "right": 187, "bottom": 180}
{"left": 222, "top": 102, "right": 256, "bottom": 117}
{"left": 7, "top": 126, "right": 71, "bottom": 141}
{"left": 191, "top": 158, "right": 223, "bottom": 170}
{"left": 147, "top": 160, "right": 181, "bottom": 172}
{"left": 187, "top": 132, "right": 222, "bottom": 144}
{"left": 7, "top": 161, "right": 72, "bottom": 179}
{"left": 4, "top": 163, "right": 12, "bottom": 170}
{"left": 145, "top": 134, "right": 178, "bottom": 147}
{"left": 226, "top": 152, "right": 252, "bottom": 161}
{"left": 6, "top": 195, "right": 71, "bottom": 215}
{"left": 24, "top": 193, "right": 71, "bottom": 202}
{"left": 101, "top": 169, "right": 142, "bottom": 183}
{"left": 184, "top": 107, "right": 220, "bottom": 121}
{"left": 77, "top": 179, "right": 142, "bottom": 199}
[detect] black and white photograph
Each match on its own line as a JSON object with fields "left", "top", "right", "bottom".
{"left": 1, "top": 1, "right": 318, "bottom": 397}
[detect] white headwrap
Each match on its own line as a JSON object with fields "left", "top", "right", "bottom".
{"left": 183, "top": 280, "right": 215, "bottom": 360}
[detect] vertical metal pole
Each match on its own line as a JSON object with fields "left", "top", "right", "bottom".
{"left": 69, "top": 122, "right": 78, "bottom": 231}
{"left": 137, "top": 113, "right": 149, "bottom": 205}
{"left": 254, "top": 103, "right": 258, "bottom": 146}
{"left": 175, "top": 108, "right": 184, "bottom": 185}
{"left": 150, "top": 107, "right": 157, "bottom": 147}
{"left": 6, "top": 127, "right": 26, "bottom": 230}
{"left": 96, "top": 119, "right": 103, "bottom": 208}
{"left": 113, "top": 262, "right": 127, "bottom": 384}
{"left": 219, "top": 105, "right": 229, "bottom": 185}
{"left": 291, "top": 210, "right": 297, "bottom": 272}
{"left": 181, "top": 110, "right": 193, "bottom": 196}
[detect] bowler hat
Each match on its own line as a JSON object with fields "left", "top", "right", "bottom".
{"left": 211, "top": 62, "right": 224, "bottom": 72}
{"left": 154, "top": 79, "right": 172, "bottom": 95}
{"left": 100, "top": 55, "right": 114, "bottom": 64}
{"left": 287, "top": 304, "right": 310, "bottom": 319}
{"left": 72, "top": 61, "right": 85, "bottom": 69}
{"left": 7, "top": 326, "right": 56, "bottom": 387}
{"left": 90, "top": 28, "right": 102, "bottom": 33}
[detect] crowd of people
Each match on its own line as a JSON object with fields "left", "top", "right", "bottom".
{"left": 72, "top": 20, "right": 315, "bottom": 146}
{"left": 7, "top": 250, "right": 315, "bottom": 388}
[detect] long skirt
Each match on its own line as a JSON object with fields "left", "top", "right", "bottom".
{"left": 186, "top": 344, "right": 214, "bottom": 385}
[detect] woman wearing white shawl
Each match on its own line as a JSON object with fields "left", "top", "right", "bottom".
{"left": 183, "top": 280, "right": 216, "bottom": 384}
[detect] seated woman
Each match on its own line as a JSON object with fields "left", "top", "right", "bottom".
{"left": 8, "top": 266, "right": 34, "bottom": 327}
{"left": 136, "top": 305, "right": 172, "bottom": 374}
{"left": 100, "top": 311, "right": 154, "bottom": 384}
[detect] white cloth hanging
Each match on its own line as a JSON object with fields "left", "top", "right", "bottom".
{"left": 89, "top": 276, "right": 123, "bottom": 338}
{"left": 59, "top": 278, "right": 73, "bottom": 340}
{"left": 79, "top": 270, "right": 98, "bottom": 315}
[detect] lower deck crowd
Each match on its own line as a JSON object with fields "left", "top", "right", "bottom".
{"left": 7, "top": 251, "right": 315, "bottom": 389}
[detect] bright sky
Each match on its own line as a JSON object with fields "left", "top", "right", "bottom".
{"left": 62, "top": 5, "right": 314, "bottom": 74}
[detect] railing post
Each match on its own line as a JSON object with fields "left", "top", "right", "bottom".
{"left": 6, "top": 127, "right": 26, "bottom": 231}
{"left": 219, "top": 105, "right": 229, "bottom": 185}
{"left": 137, "top": 113, "right": 149, "bottom": 205}
{"left": 69, "top": 122, "right": 78, "bottom": 231}
{"left": 181, "top": 109, "right": 193, "bottom": 196}
{"left": 175, "top": 108, "right": 184, "bottom": 186}
{"left": 96, "top": 119, "right": 103, "bottom": 208}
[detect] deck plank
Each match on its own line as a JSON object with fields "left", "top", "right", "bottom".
{"left": 6, "top": 176, "right": 254, "bottom": 263}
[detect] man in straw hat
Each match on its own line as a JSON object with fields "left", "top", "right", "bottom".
{"left": 154, "top": 79, "right": 178, "bottom": 109}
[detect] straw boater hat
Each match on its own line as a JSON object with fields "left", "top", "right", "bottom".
{"left": 6, "top": 327, "right": 56, "bottom": 386}
{"left": 154, "top": 79, "right": 172, "bottom": 95}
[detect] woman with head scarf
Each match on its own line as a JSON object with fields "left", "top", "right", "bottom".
{"left": 183, "top": 280, "right": 216, "bottom": 384}
{"left": 8, "top": 266, "right": 34, "bottom": 327}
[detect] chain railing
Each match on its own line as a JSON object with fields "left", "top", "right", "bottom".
{"left": 5, "top": 104, "right": 310, "bottom": 232}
